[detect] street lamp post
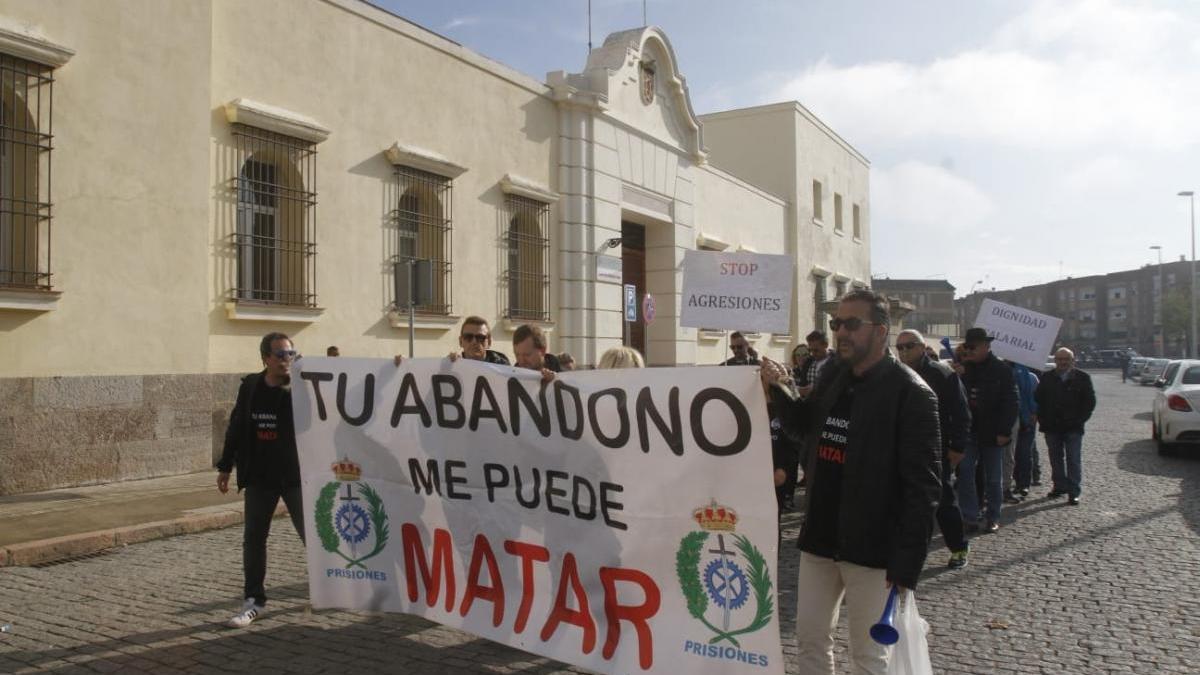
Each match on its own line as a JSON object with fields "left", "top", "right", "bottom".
{"left": 1180, "top": 191, "right": 1196, "bottom": 358}
{"left": 1150, "top": 245, "right": 1163, "bottom": 357}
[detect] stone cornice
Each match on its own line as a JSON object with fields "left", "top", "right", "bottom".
{"left": 224, "top": 98, "right": 331, "bottom": 144}
{"left": 0, "top": 20, "right": 74, "bottom": 67}
{"left": 500, "top": 174, "right": 558, "bottom": 203}
{"left": 385, "top": 142, "right": 468, "bottom": 179}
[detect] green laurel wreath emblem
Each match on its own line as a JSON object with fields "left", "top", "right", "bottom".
{"left": 315, "top": 480, "right": 390, "bottom": 569}
{"left": 675, "top": 531, "right": 775, "bottom": 647}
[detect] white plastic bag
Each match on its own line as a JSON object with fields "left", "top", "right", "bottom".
{"left": 886, "top": 590, "right": 933, "bottom": 675}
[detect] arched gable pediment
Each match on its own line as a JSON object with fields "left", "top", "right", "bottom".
{"left": 556, "top": 27, "right": 706, "bottom": 163}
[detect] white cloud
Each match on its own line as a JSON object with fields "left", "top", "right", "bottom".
{"left": 872, "top": 161, "right": 994, "bottom": 233}
{"left": 769, "top": 0, "right": 1200, "bottom": 151}
{"left": 1061, "top": 156, "right": 1131, "bottom": 192}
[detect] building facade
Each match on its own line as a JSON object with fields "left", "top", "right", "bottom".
{"left": 0, "top": 0, "right": 869, "bottom": 494}
{"left": 870, "top": 278, "right": 956, "bottom": 337}
{"left": 955, "top": 258, "right": 1195, "bottom": 358}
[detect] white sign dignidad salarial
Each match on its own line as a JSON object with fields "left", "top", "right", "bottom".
{"left": 972, "top": 299, "right": 1063, "bottom": 369}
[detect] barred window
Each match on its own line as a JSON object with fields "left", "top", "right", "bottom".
{"left": 502, "top": 194, "right": 550, "bottom": 321}
{"left": 230, "top": 124, "right": 316, "bottom": 306}
{"left": 392, "top": 166, "right": 452, "bottom": 314}
{"left": 813, "top": 275, "right": 827, "bottom": 332}
{"left": 1, "top": 53, "right": 54, "bottom": 290}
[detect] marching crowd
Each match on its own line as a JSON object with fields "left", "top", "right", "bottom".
{"left": 214, "top": 292, "right": 1096, "bottom": 675}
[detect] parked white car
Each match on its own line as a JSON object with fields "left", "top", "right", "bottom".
{"left": 1127, "top": 357, "right": 1149, "bottom": 381}
{"left": 1151, "top": 359, "right": 1200, "bottom": 454}
{"left": 1139, "top": 358, "right": 1171, "bottom": 385}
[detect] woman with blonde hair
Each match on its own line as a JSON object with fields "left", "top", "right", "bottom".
{"left": 597, "top": 346, "right": 645, "bottom": 369}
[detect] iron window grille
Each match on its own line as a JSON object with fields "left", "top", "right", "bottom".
{"left": 813, "top": 275, "right": 827, "bottom": 332}
{"left": 0, "top": 53, "right": 55, "bottom": 290}
{"left": 391, "top": 166, "right": 453, "bottom": 315}
{"left": 229, "top": 123, "right": 317, "bottom": 307}
{"left": 502, "top": 194, "right": 550, "bottom": 322}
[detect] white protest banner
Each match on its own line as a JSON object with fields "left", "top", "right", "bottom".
{"left": 973, "top": 299, "right": 1063, "bottom": 369}
{"left": 680, "top": 250, "right": 794, "bottom": 334}
{"left": 293, "top": 357, "right": 784, "bottom": 675}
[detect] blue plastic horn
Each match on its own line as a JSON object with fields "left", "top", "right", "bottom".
{"left": 869, "top": 586, "right": 901, "bottom": 645}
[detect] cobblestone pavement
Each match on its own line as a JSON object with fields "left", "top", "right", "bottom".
{"left": 0, "top": 372, "right": 1197, "bottom": 674}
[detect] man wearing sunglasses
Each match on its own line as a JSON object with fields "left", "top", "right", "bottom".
{"left": 216, "top": 332, "right": 306, "bottom": 628}
{"left": 454, "top": 316, "right": 510, "bottom": 365}
{"left": 721, "top": 331, "right": 760, "bottom": 366}
{"left": 895, "top": 329, "right": 972, "bottom": 570}
{"left": 760, "top": 290, "right": 940, "bottom": 674}
{"left": 957, "top": 327, "right": 1019, "bottom": 535}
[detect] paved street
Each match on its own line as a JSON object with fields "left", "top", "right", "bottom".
{"left": 0, "top": 372, "right": 1197, "bottom": 674}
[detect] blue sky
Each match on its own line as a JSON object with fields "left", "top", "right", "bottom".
{"left": 375, "top": 0, "right": 1200, "bottom": 296}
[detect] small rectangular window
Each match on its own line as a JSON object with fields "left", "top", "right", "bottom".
{"left": 834, "top": 193, "right": 844, "bottom": 232}
{"left": 812, "top": 180, "right": 823, "bottom": 222}
{"left": 852, "top": 203, "right": 861, "bottom": 239}
{"left": 393, "top": 166, "right": 453, "bottom": 314}
{"left": 502, "top": 194, "right": 550, "bottom": 321}
{"left": 1, "top": 53, "right": 56, "bottom": 290}
{"left": 230, "top": 124, "right": 317, "bottom": 306}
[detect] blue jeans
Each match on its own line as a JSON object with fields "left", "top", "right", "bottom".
{"left": 1013, "top": 424, "right": 1037, "bottom": 490}
{"left": 1044, "top": 432, "right": 1083, "bottom": 498}
{"left": 958, "top": 441, "right": 1004, "bottom": 523}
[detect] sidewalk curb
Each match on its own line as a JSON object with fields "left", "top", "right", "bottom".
{"left": 0, "top": 504, "right": 288, "bottom": 568}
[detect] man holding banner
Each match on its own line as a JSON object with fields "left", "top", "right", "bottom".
{"left": 958, "top": 328, "right": 1019, "bottom": 534}
{"left": 762, "top": 289, "right": 941, "bottom": 674}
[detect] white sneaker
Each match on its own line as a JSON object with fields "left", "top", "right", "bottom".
{"left": 227, "top": 598, "right": 265, "bottom": 628}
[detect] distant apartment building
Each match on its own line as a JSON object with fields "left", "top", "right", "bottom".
{"left": 955, "top": 258, "right": 1195, "bottom": 357}
{"left": 871, "top": 278, "right": 957, "bottom": 336}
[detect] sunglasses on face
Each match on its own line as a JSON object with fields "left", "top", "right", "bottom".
{"left": 272, "top": 349, "right": 297, "bottom": 359}
{"left": 461, "top": 333, "right": 489, "bottom": 344}
{"left": 895, "top": 342, "right": 923, "bottom": 351}
{"left": 829, "top": 317, "right": 877, "bottom": 332}
{"left": 962, "top": 344, "right": 979, "bottom": 352}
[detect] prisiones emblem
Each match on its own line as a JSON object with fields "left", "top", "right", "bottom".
{"left": 676, "top": 500, "right": 774, "bottom": 647}
{"left": 315, "top": 457, "right": 389, "bottom": 569}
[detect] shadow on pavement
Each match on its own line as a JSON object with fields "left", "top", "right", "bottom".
{"left": 1116, "top": 438, "right": 1200, "bottom": 538}
{"left": 1131, "top": 411, "right": 1152, "bottom": 421}
{"left": 18, "top": 601, "right": 555, "bottom": 674}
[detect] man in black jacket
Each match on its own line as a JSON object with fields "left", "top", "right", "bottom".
{"left": 761, "top": 290, "right": 941, "bottom": 675}
{"left": 216, "top": 332, "right": 306, "bottom": 628}
{"left": 454, "top": 315, "right": 510, "bottom": 364}
{"left": 1035, "top": 347, "right": 1096, "bottom": 505}
{"left": 959, "top": 327, "right": 1019, "bottom": 534}
{"left": 896, "top": 329, "right": 972, "bottom": 569}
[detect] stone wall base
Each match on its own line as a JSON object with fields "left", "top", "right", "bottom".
{"left": 0, "top": 373, "right": 247, "bottom": 496}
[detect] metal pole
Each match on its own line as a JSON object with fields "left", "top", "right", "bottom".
{"left": 407, "top": 261, "right": 416, "bottom": 358}
{"left": 1182, "top": 191, "right": 1198, "bottom": 358}
{"left": 1151, "top": 245, "right": 1163, "bottom": 357}
{"left": 1191, "top": 194, "right": 1197, "bottom": 359}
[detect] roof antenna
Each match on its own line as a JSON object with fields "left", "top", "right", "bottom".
{"left": 643, "top": 0, "right": 648, "bottom": 26}
{"left": 588, "top": 0, "right": 593, "bottom": 52}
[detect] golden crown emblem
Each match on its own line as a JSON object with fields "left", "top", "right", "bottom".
{"left": 693, "top": 500, "right": 738, "bottom": 532}
{"left": 331, "top": 457, "right": 362, "bottom": 482}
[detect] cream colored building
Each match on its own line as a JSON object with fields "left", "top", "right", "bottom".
{"left": 0, "top": 0, "right": 870, "bottom": 494}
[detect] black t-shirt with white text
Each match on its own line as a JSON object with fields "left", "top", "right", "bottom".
{"left": 250, "top": 379, "right": 300, "bottom": 488}
{"left": 802, "top": 385, "right": 854, "bottom": 557}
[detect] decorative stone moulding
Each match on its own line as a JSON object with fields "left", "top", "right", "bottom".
{"left": 500, "top": 174, "right": 558, "bottom": 204}
{"left": 810, "top": 265, "right": 832, "bottom": 278}
{"left": 385, "top": 142, "right": 468, "bottom": 178}
{"left": 224, "top": 302, "right": 324, "bottom": 323}
{"left": 500, "top": 317, "right": 555, "bottom": 332}
{"left": 386, "top": 310, "right": 460, "bottom": 331}
{"left": 736, "top": 244, "right": 758, "bottom": 253}
{"left": 695, "top": 233, "right": 730, "bottom": 251}
{"left": 0, "top": 287, "right": 61, "bottom": 312}
{"left": 0, "top": 20, "right": 74, "bottom": 67}
{"left": 224, "top": 98, "right": 331, "bottom": 144}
